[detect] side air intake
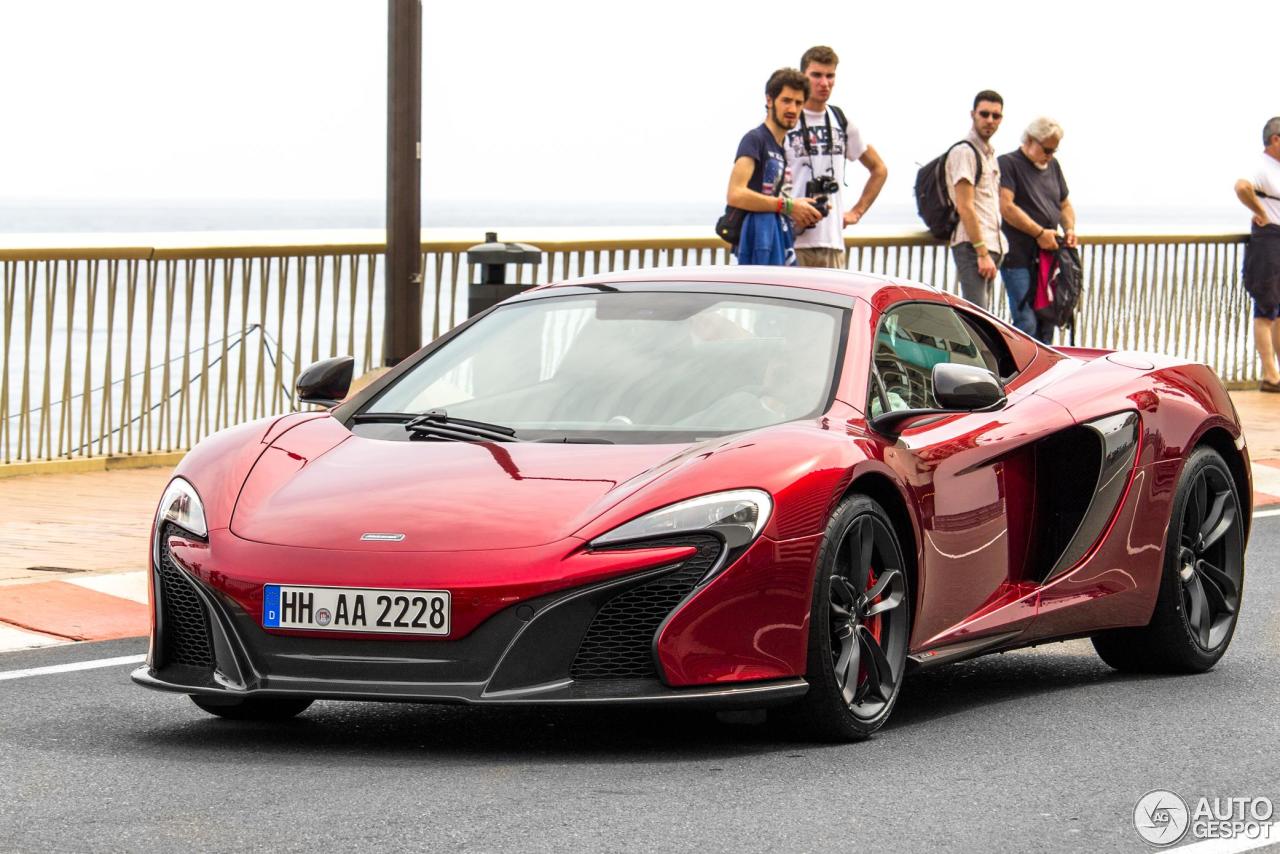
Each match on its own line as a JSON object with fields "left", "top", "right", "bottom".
{"left": 1032, "top": 411, "right": 1140, "bottom": 582}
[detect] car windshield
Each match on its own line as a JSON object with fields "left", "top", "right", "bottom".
{"left": 363, "top": 290, "right": 845, "bottom": 444}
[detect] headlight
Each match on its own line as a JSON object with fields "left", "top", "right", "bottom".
{"left": 156, "top": 477, "right": 208, "bottom": 538}
{"left": 590, "top": 489, "right": 772, "bottom": 551}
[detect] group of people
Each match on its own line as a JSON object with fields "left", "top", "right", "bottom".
{"left": 725, "top": 46, "right": 1075, "bottom": 343}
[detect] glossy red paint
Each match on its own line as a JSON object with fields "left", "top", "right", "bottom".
{"left": 656, "top": 533, "right": 823, "bottom": 685}
{"left": 144, "top": 266, "right": 1251, "bottom": 701}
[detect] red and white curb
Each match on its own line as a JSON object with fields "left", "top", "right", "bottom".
{"left": 0, "top": 571, "right": 148, "bottom": 653}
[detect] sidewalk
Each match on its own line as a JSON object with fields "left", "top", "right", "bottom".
{"left": 3, "top": 390, "right": 1280, "bottom": 653}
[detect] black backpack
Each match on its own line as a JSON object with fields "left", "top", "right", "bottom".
{"left": 1036, "top": 245, "right": 1083, "bottom": 334}
{"left": 914, "top": 141, "right": 980, "bottom": 240}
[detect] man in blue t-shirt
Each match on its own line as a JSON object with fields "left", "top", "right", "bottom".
{"left": 726, "top": 68, "right": 822, "bottom": 266}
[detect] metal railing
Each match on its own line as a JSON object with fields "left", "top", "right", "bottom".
{"left": 0, "top": 227, "right": 1253, "bottom": 466}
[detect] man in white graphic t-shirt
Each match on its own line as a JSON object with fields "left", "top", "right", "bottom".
{"left": 784, "top": 45, "right": 889, "bottom": 269}
{"left": 1234, "top": 117, "right": 1280, "bottom": 391}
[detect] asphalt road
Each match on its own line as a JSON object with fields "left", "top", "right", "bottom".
{"left": 3, "top": 520, "right": 1279, "bottom": 854}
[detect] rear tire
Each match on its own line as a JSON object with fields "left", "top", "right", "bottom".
{"left": 785, "top": 494, "right": 911, "bottom": 742}
{"left": 1092, "top": 446, "right": 1245, "bottom": 672}
{"left": 190, "top": 695, "right": 314, "bottom": 721}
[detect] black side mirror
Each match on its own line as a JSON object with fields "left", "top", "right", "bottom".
{"left": 870, "top": 362, "right": 1006, "bottom": 437}
{"left": 932, "top": 362, "right": 1006, "bottom": 410}
{"left": 296, "top": 356, "right": 355, "bottom": 408}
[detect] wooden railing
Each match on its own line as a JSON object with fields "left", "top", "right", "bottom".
{"left": 0, "top": 227, "right": 1253, "bottom": 466}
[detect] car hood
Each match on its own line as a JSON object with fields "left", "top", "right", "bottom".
{"left": 229, "top": 417, "right": 698, "bottom": 551}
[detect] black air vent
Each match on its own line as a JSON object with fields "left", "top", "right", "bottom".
{"left": 570, "top": 536, "right": 721, "bottom": 680}
{"left": 156, "top": 523, "right": 214, "bottom": 668}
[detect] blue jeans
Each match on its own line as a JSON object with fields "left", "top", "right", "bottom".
{"left": 1001, "top": 265, "right": 1038, "bottom": 336}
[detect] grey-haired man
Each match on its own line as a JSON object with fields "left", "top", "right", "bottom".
{"left": 998, "top": 116, "right": 1078, "bottom": 342}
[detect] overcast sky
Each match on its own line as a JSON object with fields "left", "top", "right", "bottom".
{"left": 0, "top": 0, "right": 1270, "bottom": 223}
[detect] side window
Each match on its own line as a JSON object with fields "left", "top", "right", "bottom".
{"left": 869, "top": 303, "right": 992, "bottom": 415}
{"left": 956, "top": 311, "right": 1018, "bottom": 381}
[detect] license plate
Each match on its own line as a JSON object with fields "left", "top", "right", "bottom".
{"left": 262, "top": 584, "right": 450, "bottom": 636}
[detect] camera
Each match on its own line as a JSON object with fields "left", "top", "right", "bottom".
{"left": 805, "top": 176, "right": 839, "bottom": 197}
{"left": 804, "top": 175, "right": 838, "bottom": 220}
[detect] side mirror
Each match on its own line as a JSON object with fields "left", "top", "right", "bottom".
{"left": 296, "top": 356, "right": 355, "bottom": 408}
{"left": 932, "top": 362, "right": 1006, "bottom": 411}
{"left": 870, "top": 362, "right": 1006, "bottom": 437}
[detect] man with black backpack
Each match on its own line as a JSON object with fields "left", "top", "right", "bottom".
{"left": 784, "top": 45, "right": 888, "bottom": 269}
{"left": 944, "top": 90, "right": 1008, "bottom": 309}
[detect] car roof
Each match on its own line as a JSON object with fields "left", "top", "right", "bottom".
{"left": 534, "top": 265, "right": 925, "bottom": 302}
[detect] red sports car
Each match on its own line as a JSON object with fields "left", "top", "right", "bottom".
{"left": 133, "top": 267, "right": 1251, "bottom": 741}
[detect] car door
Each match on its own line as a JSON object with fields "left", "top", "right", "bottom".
{"left": 869, "top": 301, "right": 1072, "bottom": 654}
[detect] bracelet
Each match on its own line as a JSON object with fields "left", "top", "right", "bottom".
{"left": 971, "top": 241, "right": 986, "bottom": 250}
{"left": 1035, "top": 227, "right": 1045, "bottom": 239}
{"left": 784, "top": 198, "right": 793, "bottom": 216}
{"left": 777, "top": 197, "right": 785, "bottom": 214}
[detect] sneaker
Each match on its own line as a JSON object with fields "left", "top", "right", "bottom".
{"left": 1262, "top": 380, "right": 1280, "bottom": 393}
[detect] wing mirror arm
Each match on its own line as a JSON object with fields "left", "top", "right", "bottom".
{"left": 869, "top": 398, "right": 1006, "bottom": 439}
{"left": 869, "top": 408, "right": 951, "bottom": 438}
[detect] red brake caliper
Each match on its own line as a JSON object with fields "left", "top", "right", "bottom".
{"left": 858, "top": 565, "right": 883, "bottom": 689}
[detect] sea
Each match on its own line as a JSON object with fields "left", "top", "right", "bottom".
{"left": 0, "top": 198, "right": 1251, "bottom": 234}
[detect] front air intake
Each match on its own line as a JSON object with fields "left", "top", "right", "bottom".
{"left": 570, "top": 535, "right": 721, "bottom": 680}
{"left": 155, "top": 523, "right": 214, "bottom": 669}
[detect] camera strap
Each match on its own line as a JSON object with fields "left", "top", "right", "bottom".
{"left": 798, "top": 109, "right": 837, "bottom": 179}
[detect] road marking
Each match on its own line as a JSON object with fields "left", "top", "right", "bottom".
{"left": 1252, "top": 507, "right": 1280, "bottom": 519}
{"left": 0, "top": 654, "right": 145, "bottom": 682}
{"left": 66, "top": 571, "right": 149, "bottom": 604}
{"left": 1169, "top": 822, "right": 1280, "bottom": 853}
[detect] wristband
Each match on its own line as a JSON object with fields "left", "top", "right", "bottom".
{"left": 971, "top": 241, "right": 986, "bottom": 250}
{"left": 777, "top": 197, "right": 785, "bottom": 214}
{"left": 784, "top": 198, "right": 793, "bottom": 216}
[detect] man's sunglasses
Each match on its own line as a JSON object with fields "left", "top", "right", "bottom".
{"left": 977, "top": 110, "right": 1003, "bottom": 120}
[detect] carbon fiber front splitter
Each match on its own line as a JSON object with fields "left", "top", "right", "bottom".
{"left": 130, "top": 666, "right": 808, "bottom": 708}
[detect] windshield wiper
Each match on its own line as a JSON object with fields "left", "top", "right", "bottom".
{"left": 402, "top": 409, "right": 521, "bottom": 443}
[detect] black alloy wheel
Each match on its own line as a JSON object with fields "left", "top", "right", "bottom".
{"left": 1176, "top": 459, "right": 1243, "bottom": 650}
{"left": 1093, "top": 446, "right": 1246, "bottom": 672}
{"left": 788, "top": 494, "right": 911, "bottom": 741}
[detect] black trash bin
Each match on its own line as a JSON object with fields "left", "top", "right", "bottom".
{"left": 466, "top": 232, "right": 542, "bottom": 318}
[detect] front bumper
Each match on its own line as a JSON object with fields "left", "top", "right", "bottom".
{"left": 131, "top": 525, "right": 809, "bottom": 708}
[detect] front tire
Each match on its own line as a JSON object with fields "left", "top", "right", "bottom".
{"left": 1092, "top": 446, "right": 1245, "bottom": 672}
{"left": 190, "top": 695, "right": 314, "bottom": 721}
{"left": 787, "top": 494, "right": 911, "bottom": 741}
